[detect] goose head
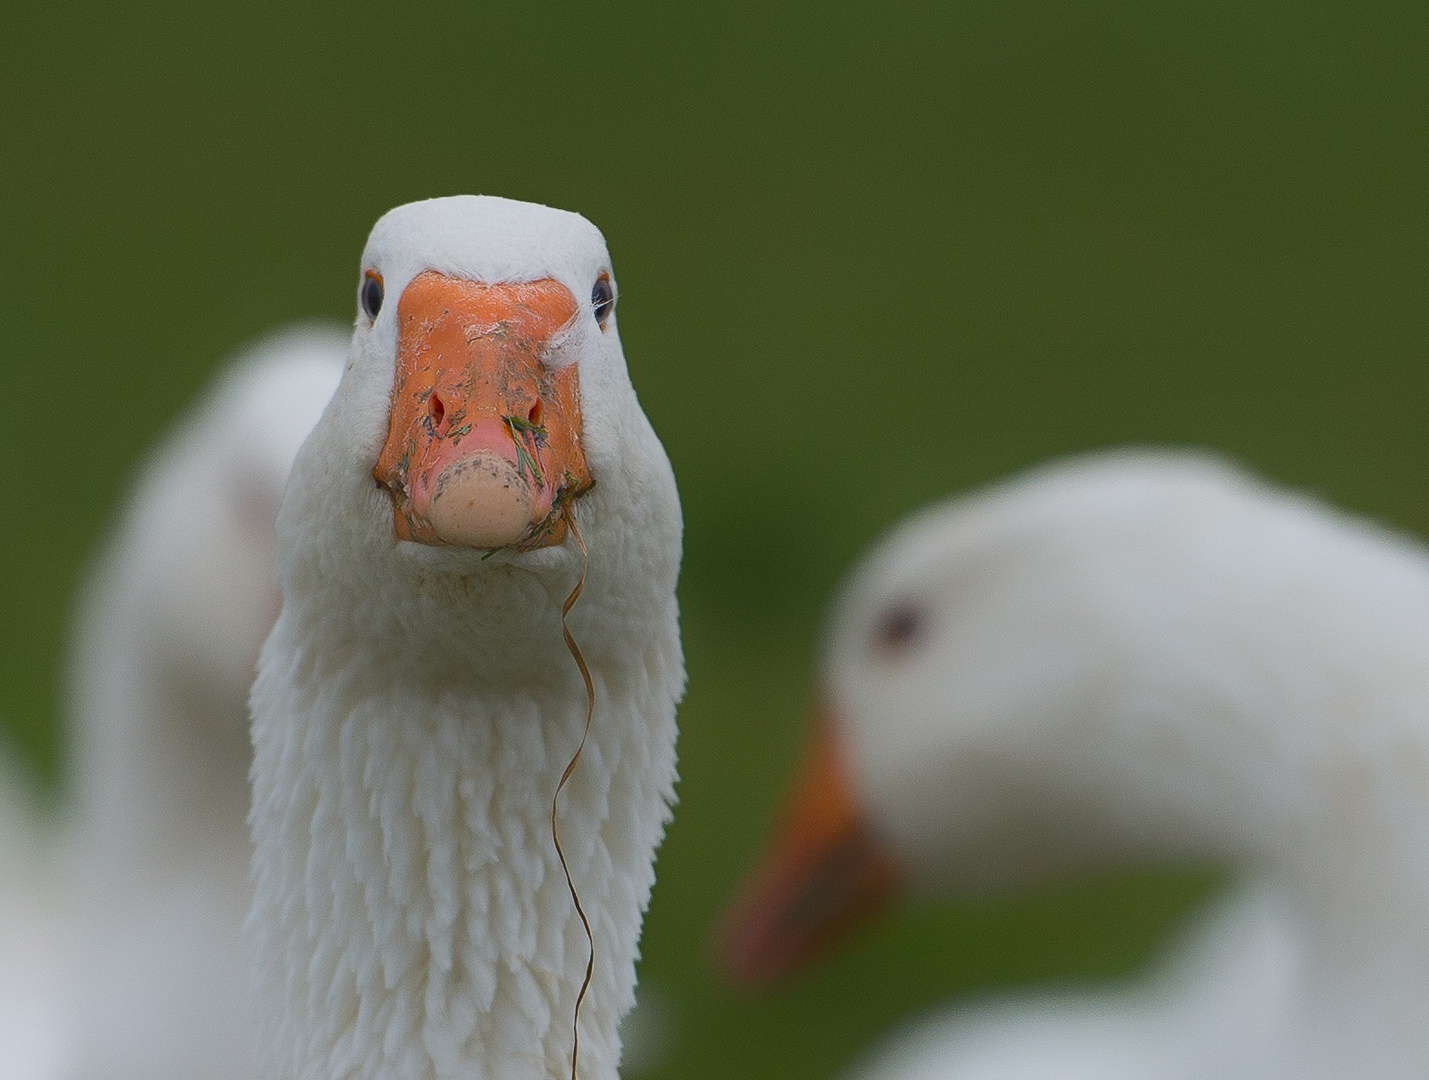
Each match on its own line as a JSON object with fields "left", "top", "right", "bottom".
{"left": 249, "top": 196, "right": 683, "bottom": 1080}
{"left": 717, "top": 458, "right": 1121, "bottom": 987}
{"left": 719, "top": 450, "right": 1429, "bottom": 990}
{"left": 717, "top": 454, "right": 1193, "bottom": 988}
{"left": 277, "top": 197, "right": 678, "bottom": 666}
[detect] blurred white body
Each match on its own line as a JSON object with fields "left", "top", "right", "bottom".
{"left": 62, "top": 325, "right": 344, "bottom": 1080}
{"left": 847, "top": 881, "right": 1298, "bottom": 1080}
{"left": 821, "top": 450, "right": 1429, "bottom": 1079}
{"left": 0, "top": 757, "right": 66, "bottom": 1080}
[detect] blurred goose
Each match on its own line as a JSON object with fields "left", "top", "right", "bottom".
{"left": 247, "top": 196, "right": 684, "bottom": 1080}
{"left": 721, "top": 450, "right": 1429, "bottom": 1079}
{"left": 65, "top": 326, "right": 344, "bottom": 1080}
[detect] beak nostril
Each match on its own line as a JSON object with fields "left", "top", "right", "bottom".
{"left": 428, "top": 392, "right": 447, "bottom": 432}
{"left": 527, "top": 399, "right": 543, "bottom": 427}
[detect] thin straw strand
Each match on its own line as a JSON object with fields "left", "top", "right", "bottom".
{"left": 553, "top": 510, "right": 594, "bottom": 1080}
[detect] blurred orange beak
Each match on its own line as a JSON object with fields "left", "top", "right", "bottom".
{"left": 716, "top": 709, "right": 901, "bottom": 990}
{"left": 373, "top": 271, "right": 595, "bottom": 550}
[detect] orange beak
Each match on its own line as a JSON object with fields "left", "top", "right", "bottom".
{"left": 373, "top": 270, "right": 595, "bottom": 550}
{"left": 715, "top": 709, "right": 901, "bottom": 990}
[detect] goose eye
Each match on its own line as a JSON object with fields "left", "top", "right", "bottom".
{"left": 591, "top": 274, "right": 615, "bottom": 328}
{"left": 874, "top": 602, "right": 925, "bottom": 656}
{"left": 361, "top": 272, "right": 385, "bottom": 320}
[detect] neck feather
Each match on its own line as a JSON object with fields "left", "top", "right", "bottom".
{"left": 248, "top": 576, "right": 681, "bottom": 1080}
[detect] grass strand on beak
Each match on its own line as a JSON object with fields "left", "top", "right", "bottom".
{"left": 553, "top": 509, "right": 594, "bottom": 1080}
{"left": 505, "top": 414, "right": 547, "bottom": 488}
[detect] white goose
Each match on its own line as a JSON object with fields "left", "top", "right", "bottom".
{"left": 721, "top": 450, "right": 1429, "bottom": 1079}
{"left": 247, "top": 196, "right": 684, "bottom": 1080}
{"left": 65, "top": 326, "right": 344, "bottom": 1080}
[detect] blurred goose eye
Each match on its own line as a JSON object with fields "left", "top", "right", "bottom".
{"left": 361, "top": 271, "right": 385, "bottom": 321}
{"left": 874, "top": 602, "right": 925, "bottom": 656}
{"left": 591, "top": 274, "right": 615, "bottom": 329}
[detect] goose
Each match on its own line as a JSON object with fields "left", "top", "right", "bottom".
{"left": 64, "top": 325, "right": 345, "bottom": 1080}
{"left": 247, "top": 196, "right": 684, "bottom": 1080}
{"left": 720, "top": 449, "right": 1429, "bottom": 1079}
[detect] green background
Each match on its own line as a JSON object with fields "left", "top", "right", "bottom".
{"left": 4, "top": 3, "right": 1427, "bottom": 1076}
